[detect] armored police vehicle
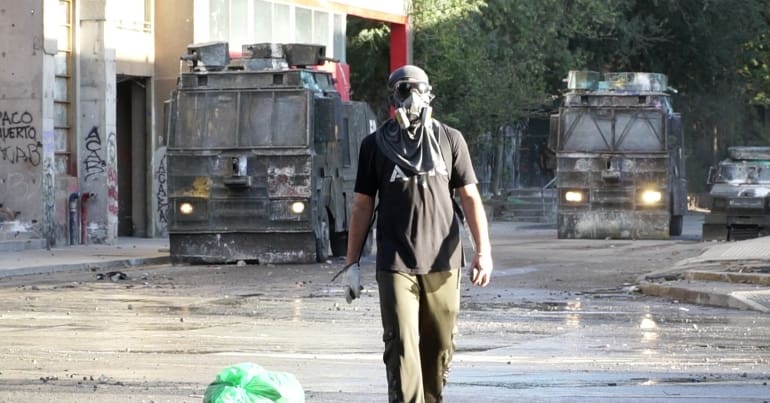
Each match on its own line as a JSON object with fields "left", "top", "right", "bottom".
{"left": 548, "top": 70, "right": 687, "bottom": 239}
{"left": 165, "top": 42, "right": 376, "bottom": 264}
{"left": 702, "top": 146, "right": 770, "bottom": 241}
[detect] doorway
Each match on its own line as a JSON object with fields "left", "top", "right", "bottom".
{"left": 116, "top": 77, "right": 148, "bottom": 237}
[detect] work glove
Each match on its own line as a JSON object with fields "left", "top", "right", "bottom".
{"left": 332, "top": 262, "right": 362, "bottom": 303}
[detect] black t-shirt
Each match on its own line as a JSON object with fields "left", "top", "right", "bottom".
{"left": 354, "top": 120, "right": 478, "bottom": 274}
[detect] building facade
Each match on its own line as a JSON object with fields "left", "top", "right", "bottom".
{"left": 0, "top": 0, "right": 408, "bottom": 250}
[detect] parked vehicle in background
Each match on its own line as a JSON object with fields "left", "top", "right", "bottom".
{"left": 165, "top": 42, "right": 377, "bottom": 264}
{"left": 702, "top": 146, "right": 770, "bottom": 241}
{"left": 548, "top": 70, "right": 687, "bottom": 239}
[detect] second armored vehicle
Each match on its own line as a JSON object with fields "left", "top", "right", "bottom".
{"left": 702, "top": 146, "right": 770, "bottom": 241}
{"left": 548, "top": 71, "right": 688, "bottom": 239}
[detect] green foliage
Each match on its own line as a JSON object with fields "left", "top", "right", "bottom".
{"left": 346, "top": 0, "right": 770, "bottom": 191}
{"left": 740, "top": 33, "right": 770, "bottom": 106}
{"left": 613, "top": 0, "right": 770, "bottom": 191}
{"left": 346, "top": 17, "right": 392, "bottom": 121}
{"left": 409, "top": 0, "right": 631, "bottom": 140}
{"left": 410, "top": 0, "right": 488, "bottom": 133}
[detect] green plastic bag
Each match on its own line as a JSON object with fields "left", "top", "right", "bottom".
{"left": 203, "top": 362, "right": 305, "bottom": 403}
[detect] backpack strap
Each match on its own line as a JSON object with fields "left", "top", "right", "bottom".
{"left": 434, "top": 121, "right": 464, "bottom": 218}
{"left": 435, "top": 121, "right": 453, "bottom": 180}
{"left": 434, "top": 121, "right": 470, "bottom": 266}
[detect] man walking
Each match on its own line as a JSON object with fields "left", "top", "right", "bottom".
{"left": 343, "top": 64, "right": 493, "bottom": 402}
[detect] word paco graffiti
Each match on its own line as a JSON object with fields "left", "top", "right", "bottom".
{"left": 0, "top": 110, "right": 41, "bottom": 166}
{"left": 1, "top": 111, "right": 36, "bottom": 140}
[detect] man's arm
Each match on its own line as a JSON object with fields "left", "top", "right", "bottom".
{"left": 346, "top": 192, "right": 375, "bottom": 265}
{"left": 456, "top": 183, "right": 493, "bottom": 286}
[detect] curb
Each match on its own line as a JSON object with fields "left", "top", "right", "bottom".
{"left": 685, "top": 270, "right": 770, "bottom": 286}
{"left": 0, "top": 256, "right": 171, "bottom": 279}
{"left": 638, "top": 280, "right": 770, "bottom": 313}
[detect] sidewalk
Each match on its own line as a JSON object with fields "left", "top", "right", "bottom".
{"left": 639, "top": 235, "right": 770, "bottom": 313}
{"left": 0, "top": 237, "right": 170, "bottom": 278}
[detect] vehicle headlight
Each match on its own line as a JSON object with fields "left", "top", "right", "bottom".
{"left": 269, "top": 199, "right": 308, "bottom": 221}
{"left": 564, "top": 190, "right": 584, "bottom": 203}
{"left": 179, "top": 202, "right": 194, "bottom": 215}
{"left": 640, "top": 190, "right": 662, "bottom": 205}
{"left": 291, "top": 201, "right": 305, "bottom": 214}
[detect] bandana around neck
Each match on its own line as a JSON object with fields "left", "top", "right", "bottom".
{"left": 375, "top": 119, "right": 446, "bottom": 175}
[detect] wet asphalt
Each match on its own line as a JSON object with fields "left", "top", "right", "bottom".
{"left": 0, "top": 215, "right": 768, "bottom": 402}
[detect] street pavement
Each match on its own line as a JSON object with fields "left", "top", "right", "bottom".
{"left": 0, "top": 228, "right": 768, "bottom": 312}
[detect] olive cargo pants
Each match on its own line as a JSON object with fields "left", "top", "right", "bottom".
{"left": 376, "top": 269, "right": 461, "bottom": 403}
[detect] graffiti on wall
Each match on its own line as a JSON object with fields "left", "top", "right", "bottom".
{"left": 81, "top": 126, "right": 118, "bottom": 242}
{"left": 106, "top": 131, "right": 118, "bottom": 237}
{"left": 0, "top": 171, "right": 38, "bottom": 239}
{"left": 155, "top": 151, "right": 168, "bottom": 229}
{"left": 83, "top": 126, "right": 107, "bottom": 181}
{"left": 152, "top": 147, "right": 168, "bottom": 236}
{"left": 0, "top": 110, "right": 42, "bottom": 166}
{"left": 42, "top": 130, "right": 56, "bottom": 247}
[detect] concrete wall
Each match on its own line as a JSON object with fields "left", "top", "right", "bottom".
{"left": 41, "top": 1, "right": 59, "bottom": 247}
{"left": 1, "top": 0, "right": 153, "bottom": 247}
{"left": 0, "top": 1, "right": 47, "bottom": 244}
{"left": 152, "top": 0, "right": 194, "bottom": 237}
{"left": 333, "top": 0, "right": 408, "bottom": 20}
{"left": 72, "top": 0, "right": 155, "bottom": 244}
{"left": 110, "top": 5, "right": 155, "bottom": 78}
{"left": 1, "top": 0, "right": 404, "bottom": 247}
{"left": 78, "top": 0, "right": 118, "bottom": 244}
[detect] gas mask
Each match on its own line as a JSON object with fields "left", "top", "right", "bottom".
{"left": 392, "top": 81, "right": 433, "bottom": 130}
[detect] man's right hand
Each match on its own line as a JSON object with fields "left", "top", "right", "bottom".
{"left": 344, "top": 264, "right": 361, "bottom": 303}
{"left": 468, "top": 253, "right": 493, "bottom": 287}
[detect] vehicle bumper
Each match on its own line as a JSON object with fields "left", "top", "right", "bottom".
{"left": 169, "top": 231, "right": 317, "bottom": 264}
{"left": 557, "top": 209, "right": 670, "bottom": 239}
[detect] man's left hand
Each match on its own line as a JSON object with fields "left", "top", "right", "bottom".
{"left": 468, "top": 253, "right": 493, "bottom": 287}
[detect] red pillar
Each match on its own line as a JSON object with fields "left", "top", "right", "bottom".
{"left": 390, "top": 22, "right": 409, "bottom": 72}
{"left": 388, "top": 22, "right": 409, "bottom": 116}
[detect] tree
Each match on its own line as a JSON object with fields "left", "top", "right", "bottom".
{"left": 616, "top": 0, "right": 770, "bottom": 191}
{"left": 740, "top": 33, "right": 770, "bottom": 106}
{"left": 346, "top": 16, "right": 392, "bottom": 120}
{"left": 346, "top": 0, "right": 770, "bottom": 192}
{"left": 410, "top": 0, "right": 626, "bottom": 192}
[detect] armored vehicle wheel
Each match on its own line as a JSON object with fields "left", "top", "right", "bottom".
{"left": 702, "top": 223, "right": 728, "bottom": 241}
{"left": 728, "top": 226, "right": 761, "bottom": 241}
{"left": 326, "top": 212, "right": 347, "bottom": 257}
{"left": 669, "top": 215, "right": 683, "bottom": 236}
{"left": 330, "top": 231, "right": 347, "bottom": 257}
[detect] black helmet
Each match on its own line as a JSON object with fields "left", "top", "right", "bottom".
{"left": 388, "top": 65, "right": 432, "bottom": 105}
{"left": 388, "top": 65, "right": 430, "bottom": 89}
